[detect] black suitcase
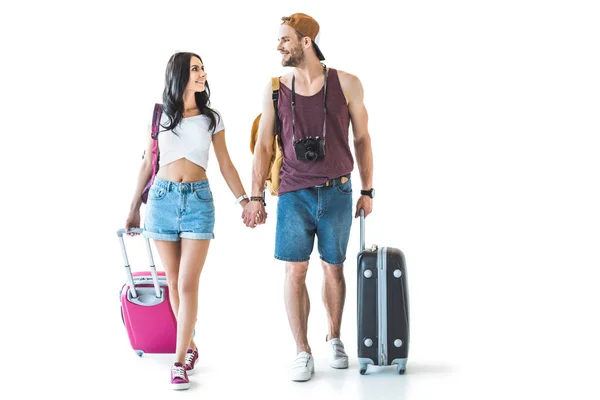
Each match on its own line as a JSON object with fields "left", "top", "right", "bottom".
{"left": 357, "top": 209, "right": 410, "bottom": 375}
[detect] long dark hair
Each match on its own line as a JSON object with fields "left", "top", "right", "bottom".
{"left": 160, "top": 52, "right": 219, "bottom": 134}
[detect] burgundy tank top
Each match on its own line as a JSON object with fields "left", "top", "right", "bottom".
{"left": 276, "top": 68, "right": 354, "bottom": 195}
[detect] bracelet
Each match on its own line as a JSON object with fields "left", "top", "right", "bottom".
{"left": 235, "top": 194, "right": 249, "bottom": 205}
{"left": 250, "top": 196, "right": 266, "bottom": 206}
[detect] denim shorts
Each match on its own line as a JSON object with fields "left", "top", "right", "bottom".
{"left": 143, "top": 177, "right": 215, "bottom": 241}
{"left": 275, "top": 177, "right": 353, "bottom": 265}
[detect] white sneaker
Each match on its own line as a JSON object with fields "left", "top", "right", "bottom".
{"left": 327, "top": 338, "right": 349, "bottom": 369}
{"left": 289, "top": 351, "right": 314, "bottom": 381}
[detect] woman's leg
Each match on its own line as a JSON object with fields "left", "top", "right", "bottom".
{"left": 174, "top": 238, "right": 210, "bottom": 365}
{"left": 154, "top": 240, "right": 198, "bottom": 351}
{"left": 154, "top": 239, "right": 181, "bottom": 310}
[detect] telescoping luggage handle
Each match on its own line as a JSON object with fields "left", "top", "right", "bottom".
{"left": 360, "top": 208, "right": 366, "bottom": 251}
{"left": 116, "top": 228, "right": 161, "bottom": 299}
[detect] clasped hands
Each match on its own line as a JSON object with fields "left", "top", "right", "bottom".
{"left": 241, "top": 200, "right": 267, "bottom": 228}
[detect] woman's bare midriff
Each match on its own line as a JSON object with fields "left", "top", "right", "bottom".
{"left": 156, "top": 158, "right": 208, "bottom": 182}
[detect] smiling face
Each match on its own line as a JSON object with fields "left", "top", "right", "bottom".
{"left": 186, "top": 56, "right": 207, "bottom": 92}
{"left": 277, "top": 24, "right": 306, "bottom": 67}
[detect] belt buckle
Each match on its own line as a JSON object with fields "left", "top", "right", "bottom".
{"left": 320, "top": 178, "right": 334, "bottom": 188}
{"left": 316, "top": 176, "right": 347, "bottom": 188}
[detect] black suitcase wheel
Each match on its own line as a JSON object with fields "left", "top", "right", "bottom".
{"left": 359, "top": 366, "right": 367, "bottom": 375}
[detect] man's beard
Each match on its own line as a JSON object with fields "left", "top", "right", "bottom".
{"left": 282, "top": 44, "right": 305, "bottom": 67}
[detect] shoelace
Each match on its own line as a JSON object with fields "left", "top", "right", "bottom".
{"left": 185, "top": 352, "right": 196, "bottom": 366}
{"left": 172, "top": 366, "right": 186, "bottom": 379}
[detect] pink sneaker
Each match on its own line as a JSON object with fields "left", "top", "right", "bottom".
{"left": 171, "top": 362, "right": 190, "bottom": 390}
{"left": 185, "top": 348, "right": 199, "bottom": 375}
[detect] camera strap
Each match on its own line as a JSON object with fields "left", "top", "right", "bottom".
{"left": 291, "top": 63, "right": 328, "bottom": 144}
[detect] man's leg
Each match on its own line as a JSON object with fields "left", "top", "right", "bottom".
{"left": 275, "top": 188, "right": 318, "bottom": 381}
{"left": 321, "top": 261, "right": 346, "bottom": 342}
{"left": 285, "top": 261, "right": 311, "bottom": 354}
{"left": 316, "top": 179, "right": 353, "bottom": 369}
{"left": 321, "top": 260, "right": 349, "bottom": 368}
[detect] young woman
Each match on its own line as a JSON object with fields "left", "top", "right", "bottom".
{"left": 125, "top": 52, "right": 251, "bottom": 390}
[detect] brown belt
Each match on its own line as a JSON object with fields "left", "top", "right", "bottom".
{"left": 314, "top": 174, "right": 350, "bottom": 188}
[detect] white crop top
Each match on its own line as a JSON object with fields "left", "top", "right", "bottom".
{"left": 157, "top": 110, "right": 225, "bottom": 170}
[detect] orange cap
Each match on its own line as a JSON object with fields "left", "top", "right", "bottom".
{"left": 281, "top": 13, "right": 325, "bottom": 61}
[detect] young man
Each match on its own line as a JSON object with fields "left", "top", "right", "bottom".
{"left": 243, "top": 13, "right": 374, "bottom": 381}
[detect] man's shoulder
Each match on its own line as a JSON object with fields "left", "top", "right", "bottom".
{"left": 262, "top": 74, "right": 289, "bottom": 97}
{"left": 335, "top": 69, "right": 360, "bottom": 86}
{"left": 335, "top": 70, "right": 362, "bottom": 99}
{"left": 276, "top": 72, "right": 294, "bottom": 87}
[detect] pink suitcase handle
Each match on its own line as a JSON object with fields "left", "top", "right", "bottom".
{"left": 117, "top": 228, "right": 161, "bottom": 299}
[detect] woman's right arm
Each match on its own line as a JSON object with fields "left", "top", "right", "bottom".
{"left": 125, "top": 133, "right": 157, "bottom": 231}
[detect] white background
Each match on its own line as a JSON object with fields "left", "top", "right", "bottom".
{"left": 1, "top": 0, "right": 599, "bottom": 398}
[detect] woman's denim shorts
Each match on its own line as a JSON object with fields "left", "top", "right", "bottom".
{"left": 143, "top": 177, "right": 215, "bottom": 241}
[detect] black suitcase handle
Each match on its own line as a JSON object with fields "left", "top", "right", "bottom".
{"left": 360, "top": 208, "right": 365, "bottom": 251}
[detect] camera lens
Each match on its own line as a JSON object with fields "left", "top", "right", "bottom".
{"left": 306, "top": 151, "right": 317, "bottom": 161}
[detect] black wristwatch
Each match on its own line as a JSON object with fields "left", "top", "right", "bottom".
{"left": 360, "top": 189, "right": 375, "bottom": 198}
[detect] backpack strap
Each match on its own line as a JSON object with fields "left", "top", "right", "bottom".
{"left": 271, "top": 77, "right": 280, "bottom": 91}
{"left": 271, "top": 77, "right": 281, "bottom": 136}
{"left": 151, "top": 103, "right": 163, "bottom": 140}
{"left": 150, "top": 103, "right": 162, "bottom": 183}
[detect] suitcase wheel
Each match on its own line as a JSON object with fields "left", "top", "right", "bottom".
{"left": 135, "top": 350, "right": 144, "bottom": 357}
{"left": 396, "top": 365, "right": 406, "bottom": 375}
{"left": 359, "top": 365, "right": 368, "bottom": 375}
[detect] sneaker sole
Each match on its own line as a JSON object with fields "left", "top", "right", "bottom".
{"left": 172, "top": 382, "right": 191, "bottom": 390}
{"left": 290, "top": 371, "right": 314, "bottom": 382}
{"left": 290, "top": 366, "right": 315, "bottom": 382}
{"left": 186, "top": 368, "right": 194, "bottom": 376}
{"left": 329, "top": 359, "right": 349, "bottom": 369}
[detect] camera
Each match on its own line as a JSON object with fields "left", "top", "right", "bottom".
{"left": 293, "top": 137, "right": 326, "bottom": 161}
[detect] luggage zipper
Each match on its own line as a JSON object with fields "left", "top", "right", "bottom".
{"left": 378, "top": 246, "right": 388, "bottom": 366}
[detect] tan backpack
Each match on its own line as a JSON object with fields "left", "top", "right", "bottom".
{"left": 250, "top": 77, "right": 283, "bottom": 196}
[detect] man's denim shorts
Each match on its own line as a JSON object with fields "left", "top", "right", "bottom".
{"left": 143, "top": 177, "right": 215, "bottom": 241}
{"left": 275, "top": 177, "right": 353, "bottom": 265}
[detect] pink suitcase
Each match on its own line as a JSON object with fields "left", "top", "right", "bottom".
{"left": 118, "top": 228, "right": 177, "bottom": 356}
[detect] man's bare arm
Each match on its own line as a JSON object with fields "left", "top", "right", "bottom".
{"left": 341, "top": 72, "right": 373, "bottom": 191}
{"left": 252, "top": 80, "right": 277, "bottom": 197}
